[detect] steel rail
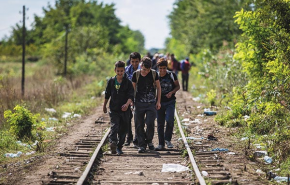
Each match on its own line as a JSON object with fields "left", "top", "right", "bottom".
{"left": 77, "top": 127, "right": 111, "bottom": 185}
{"left": 175, "top": 108, "right": 206, "bottom": 185}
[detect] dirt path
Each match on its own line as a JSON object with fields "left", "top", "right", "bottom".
{"left": 1, "top": 91, "right": 272, "bottom": 185}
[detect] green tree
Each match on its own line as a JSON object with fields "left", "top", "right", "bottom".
{"left": 1, "top": 0, "right": 145, "bottom": 61}
{"left": 167, "top": 0, "right": 251, "bottom": 55}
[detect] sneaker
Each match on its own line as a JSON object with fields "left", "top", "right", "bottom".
{"left": 138, "top": 147, "right": 146, "bottom": 153}
{"left": 207, "top": 134, "right": 218, "bottom": 141}
{"left": 148, "top": 143, "right": 155, "bottom": 150}
{"left": 154, "top": 145, "right": 165, "bottom": 151}
{"left": 116, "top": 148, "right": 123, "bottom": 155}
{"left": 133, "top": 141, "right": 139, "bottom": 148}
{"left": 110, "top": 142, "right": 117, "bottom": 154}
{"left": 124, "top": 140, "right": 132, "bottom": 146}
{"left": 165, "top": 140, "right": 173, "bottom": 148}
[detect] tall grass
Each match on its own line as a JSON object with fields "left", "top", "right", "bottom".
{"left": 0, "top": 63, "right": 94, "bottom": 126}
{"left": 0, "top": 53, "right": 119, "bottom": 163}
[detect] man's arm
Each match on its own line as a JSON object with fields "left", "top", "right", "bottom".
{"left": 155, "top": 80, "right": 161, "bottom": 110}
{"left": 122, "top": 80, "right": 134, "bottom": 111}
{"left": 166, "top": 80, "right": 180, "bottom": 98}
{"left": 103, "top": 99, "right": 109, "bottom": 113}
{"left": 121, "top": 99, "right": 132, "bottom": 111}
{"left": 103, "top": 79, "right": 111, "bottom": 113}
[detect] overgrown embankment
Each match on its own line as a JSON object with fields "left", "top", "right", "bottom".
{"left": 167, "top": 0, "right": 290, "bottom": 178}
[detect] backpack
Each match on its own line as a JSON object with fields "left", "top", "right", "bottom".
{"left": 177, "top": 61, "right": 182, "bottom": 71}
{"left": 180, "top": 60, "right": 185, "bottom": 71}
{"left": 134, "top": 69, "right": 157, "bottom": 98}
{"left": 166, "top": 70, "right": 175, "bottom": 82}
{"left": 181, "top": 60, "right": 190, "bottom": 71}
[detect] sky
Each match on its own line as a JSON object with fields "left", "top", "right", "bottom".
{"left": 0, "top": 0, "right": 175, "bottom": 49}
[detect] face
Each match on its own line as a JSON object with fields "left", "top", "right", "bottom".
{"left": 131, "top": 58, "right": 140, "bottom": 70}
{"left": 158, "top": 66, "right": 167, "bottom": 76}
{"left": 115, "top": 67, "right": 125, "bottom": 77}
{"left": 141, "top": 65, "right": 151, "bottom": 75}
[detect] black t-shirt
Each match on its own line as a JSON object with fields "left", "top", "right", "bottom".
{"left": 159, "top": 72, "right": 177, "bottom": 102}
{"left": 132, "top": 70, "right": 159, "bottom": 103}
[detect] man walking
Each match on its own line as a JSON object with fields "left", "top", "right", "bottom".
{"left": 181, "top": 57, "right": 191, "bottom": 91}
{"left": 103, "top": 61, "right": 134, "bottom": 155}
{"left": 132, "top": 57, "right": 161, "bottom": 153}
{"left": 124, "top": 52, "right": 141, "bottom": 147}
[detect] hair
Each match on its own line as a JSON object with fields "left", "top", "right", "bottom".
{"left": 157, "top": 57, "right": 168, "bottom": 68}
{"left": 115, "top": 61, "right": 125, "bottom": 69}
{"left": 141, "top": 57, "right": 152, "bottom": 68}
{"left": 129, "top": 52, "right": 141, "bottom": 61}
{"left": 170, "top": 53, "right": 174, "bottom": 56}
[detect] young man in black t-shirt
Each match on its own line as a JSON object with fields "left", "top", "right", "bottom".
{"left": 155, "top": 58, "right": 180, "bottom": 151}
{"left": 132, "top": 57, "right": 161, "bottom": 153}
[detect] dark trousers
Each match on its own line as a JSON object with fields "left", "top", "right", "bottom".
{"left": 134, "top": 101, "right": 156, "bottom": 148}
{"left": 126, "top": 109, "right": 138, "bottom": 144}
{"left": 157, "top": 100, "right": 175, "bottom": 146}
{"left": 182, "top": 73, "right": 189, "bottom": 91}
{"left": 126, "top": 110, "right": 133, "bottom": 141}
{"left": 109, "top": 110, "right": 130, "bottom": 149}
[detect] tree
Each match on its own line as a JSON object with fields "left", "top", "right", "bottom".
{"left": 2, "top": 0, "right": 145, "bottom": 59}
{"left": 167, "top": 0, "right": 251, "bottom": 55}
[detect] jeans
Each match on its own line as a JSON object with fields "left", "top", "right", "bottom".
{"left": 134, "top": 101, "right": 156, "bottom": 148}
{"left": 109, "top": 110, "right": 130, "bottom": 149}
{"left": 157, "top": 100, "right": 175, "bottom": 146}
{"left": 126, "top": 110, "right": 133, "bottom": 141}
{"left": 182, "top": 73, "right": 189, "bottom": 91}
{"left": 126, "top": 109, "right": 138, "bottom": 144}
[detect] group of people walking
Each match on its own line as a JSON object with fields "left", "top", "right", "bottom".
{"left": 103, "top": 52, "right": 190, "bottom": 155}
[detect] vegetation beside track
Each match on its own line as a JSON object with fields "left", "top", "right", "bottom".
{"left": 168, "top": 0, "right": 290, "bottom": 177}
{"left": 0, "top": 0, "right": 145, "bottom": 165}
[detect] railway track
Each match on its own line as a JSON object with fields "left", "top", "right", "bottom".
{"left": 43, "top": 91, "right": 269, "bottom": 185}
{"left": 44, "top": 115, "right": 110, "bottom": 185}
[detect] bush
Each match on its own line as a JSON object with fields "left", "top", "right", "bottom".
{"left": 206, "top": 89, "right": 216, "bottom": 106}
{"left": 4, "top": 105, "right": 44, "bottom": 140}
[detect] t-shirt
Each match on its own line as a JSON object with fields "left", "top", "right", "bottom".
{"left": 132, "top": 70, "right": 159, "bottom": 103}
{"left": 159, "top": 72, "right": 177, "bottom": 102}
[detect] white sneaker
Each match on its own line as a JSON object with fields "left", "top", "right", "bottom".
{"left": 165, "top": 140, "right": 173, "bottom": 148}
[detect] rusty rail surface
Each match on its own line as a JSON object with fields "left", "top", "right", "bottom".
{"left": 175, "top": 108, "right": 206, "bottom": 185}
{"left": 77, "top": 128, "right": 110, "bottom": 185}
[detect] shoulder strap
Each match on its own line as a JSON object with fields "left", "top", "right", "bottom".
{"left": 151, "top": 69, "right": 156, "bottom": 88}
{"left": 166, "top": 70, "right": 175, "bottom": 82}
{"left": 151, "top": 69, "right": 157, "bottom": 97}
{"left": 136, "top": 69, "right": 141, "bottom": 83}
{"left": 134, "top": 70, "right": 141, "bottom": 100}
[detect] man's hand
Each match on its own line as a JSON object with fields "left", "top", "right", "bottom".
{"left": 103, "top": 106, "right": 107, "bottom": 113}
{"left": 165, "top": 91, "right": 173, "bottom": 98}
{"left": 121, "top": 104, "right": 129, "bottom": 111}
{"left": 156, "top": 102, "right": 161, "bottom": 110}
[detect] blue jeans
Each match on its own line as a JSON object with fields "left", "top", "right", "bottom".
{"left": 134, "top": 101, "right": 156, "bottom": 148}
{"left": 157, "top": 99, "right": 175, "bottom": 146}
